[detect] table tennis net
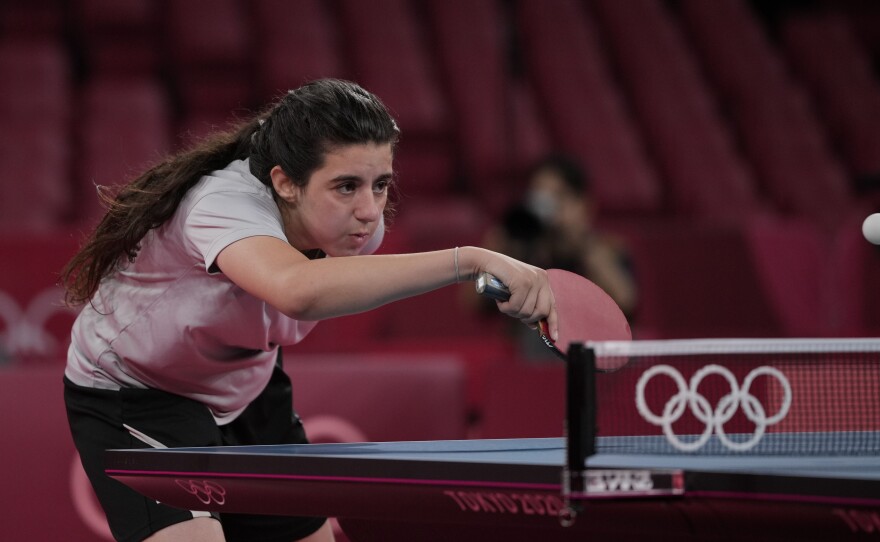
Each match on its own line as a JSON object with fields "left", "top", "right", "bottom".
{"left": 578, "top": 338, "right": 880, "bottom": 456}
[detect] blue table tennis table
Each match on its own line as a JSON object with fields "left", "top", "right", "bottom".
{"left": 106, "top": 340, "right": 880, "bottom": 541}
{"left": 106, "top": 433, "right": 880, "bottom": 542}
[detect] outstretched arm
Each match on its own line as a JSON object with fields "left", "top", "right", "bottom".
{"left": 216, "top": 237, "right": 558, "bottom": 339}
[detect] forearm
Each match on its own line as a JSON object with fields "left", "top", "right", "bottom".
{"left": 279, "top": 250, "right": 452, "bottom": 319}
{"left": 277, "top": 246, "right": 490, "bottom": 320}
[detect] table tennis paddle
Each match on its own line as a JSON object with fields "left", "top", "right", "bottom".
{"left": 476, "top": 268, "right": 631, "bottom": 364}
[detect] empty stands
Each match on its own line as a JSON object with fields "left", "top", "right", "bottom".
{"left": 0, "top": 39, "right": 72, "bottom": 231}
{"left": 592, "top": 0, "right": 760, "bottom": 221}
{"left": 517, "top": 0, "right": 663, "bottom": 216}
{"left": 0, "top": 0, "right": 878, "bottom": 415}
{"left": 781, "top": 12, "right": 880, "bottom": 180}
{"left": 679, "top": 0, "right": 855, "bottom": 227}
{"left": 250, "top": 0, "right": 348, "bottom": 102}
{"left": 75, "top": 77, "right": 172, "bottom": 227}
{"left": 337, "top": 0, "right": 453, "bottom": 197}
{"left": 425, "top": 0, "right": 513, "bottom": 212}
{"left": 71, "top": 0, "right": 160, "bottom": 77}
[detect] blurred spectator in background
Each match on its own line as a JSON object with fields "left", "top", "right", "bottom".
{"left": 480, "top": 154, "right": 638, "bottom": 358}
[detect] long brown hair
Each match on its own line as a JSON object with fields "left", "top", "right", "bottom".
{"left": 61, "top": 79, "right": 400, "bottom": 306}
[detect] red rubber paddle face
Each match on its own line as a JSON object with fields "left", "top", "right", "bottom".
{"left": 539, "top": 269, "right": 632, "bottom": 362}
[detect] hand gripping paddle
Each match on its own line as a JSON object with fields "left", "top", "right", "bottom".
{"left": 476, "top": 268, "right": 632, "bottom": 365}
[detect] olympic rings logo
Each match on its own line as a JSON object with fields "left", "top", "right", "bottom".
{"left": 174, "top": 479, "right": 227, "bottom": 506}
{"left": 635, "top": 365, "right": 792, "bottom": 452}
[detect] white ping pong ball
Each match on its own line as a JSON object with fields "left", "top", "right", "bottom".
{"left": 863, "top": 213, "right": 880, "bottom": 245}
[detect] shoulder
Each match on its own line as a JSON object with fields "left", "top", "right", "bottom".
{"left": 173, "top": 159, "right": 287, "bottom": 268}
{"left": 182, "top": 159, "right": 278, "bottom": 219}
{"left": 188, "top": 159, "right": 271, "bottom": 201}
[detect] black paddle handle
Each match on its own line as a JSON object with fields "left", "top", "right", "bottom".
{"left": 475, "top": 272, "right": 510, "bottom": 301}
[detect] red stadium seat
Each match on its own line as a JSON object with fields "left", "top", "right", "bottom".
{"left": 292, "top": 310, "right": 391, "bottom": 355}
{"left": 360, "top": 336, "right": 516, "bottom": 420}
{"left": 336, "top": 0, "right": 453, "bottom": 196}
{"left": 174, "top": 108, "right": 243, "bottom": 151}
{"left": 842, "top": 1, "right": 880, "bottom": 61}
{"left": 380, "top": 285, "right": 504, "bottom": 343}
{"left": 75, "top": 77, "right": 172, "bottom": 227}
{"left": 250, "top": 0, "right": 348, "bottom": 102}
{"left": 0, "top": 0, "right": 65, "bottom": 37}
{"left": 627, "top": 222, "right": 786, "bottom": 339}
{"left": 507, "top": 81, "right": 554, "bottom": 186}
{"left": 424, "top": 0, "right": 511, "bottom": 207}
{"left": 70, "top": 0, "right": 160, "bottom": 76}
{"left": 392, "top": 198, "right": 489, "bottom": 253}
{"left": 335, "top": 0, "right": 447, "bottom": 138}
{"left": 679, "top": 0, "right": 855, "bottom": 227}
{"left": 478, "top": 361, "right": 565, "bottom": 439}
{"left": 743, "top": 215, "right": 831, "bottom": 337}
{"left": 0, "top": 39, "right": 73, "bottom": 231}
{"left": 679, "top": 0, "right": 789, "bottom": 105}
{"left": 0, "top": 39, "right": 71, "bottom": 124}
{"left": 517, "top": 0, "right": 663, "bottom": 216}
{"left": 284, "top": 354, "right": 468, "bottom": 442}
{"left": 164, "top": 0, "right": 253, "bottom": 115}
{"left": 590, "top": 0, "right": 760, "bottom": 221}
{"left": 737, "top": 93, "right": 854, "bottom": 226}
{"left": 0, "top": 120, "right": 72, "bottom": 232}
{"left": 781, "top": 12, "right": 880, "bottom": 178}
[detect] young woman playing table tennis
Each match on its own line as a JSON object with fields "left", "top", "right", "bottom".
{"left": 60, "top": 79, "right": 556, "bottom": 542}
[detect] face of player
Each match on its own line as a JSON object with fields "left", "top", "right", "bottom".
{"left": 287, "top": 142, "right": 393, "bottom": 257}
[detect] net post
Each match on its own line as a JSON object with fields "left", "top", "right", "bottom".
{"left": 562, "top": 342, "right": 596, "bottom": 524}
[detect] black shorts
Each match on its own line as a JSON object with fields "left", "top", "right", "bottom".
{"left": 64, "top": 362, "right": 327, "bottom": 542}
